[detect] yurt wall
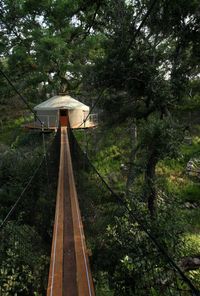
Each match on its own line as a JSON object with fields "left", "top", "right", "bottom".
{"left": 69, "top": 109, "right": 89, "bottom": 127}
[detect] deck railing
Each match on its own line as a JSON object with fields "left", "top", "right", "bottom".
{"left": 88, "top": 113, "right": 98, "bottom": 125}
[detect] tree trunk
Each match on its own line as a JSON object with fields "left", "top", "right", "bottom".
{"left": 145, "top": 153, "right": 158, "bottom": 216}
{"left": 126, "top": 123, "right": 138, "bottom": 194}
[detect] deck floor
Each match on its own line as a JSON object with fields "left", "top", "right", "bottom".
{"left": 47, "top": 127, "right": 95, "bottom": 296}
{"left": 24, "top": 121, "right": 97, "bottom": 130}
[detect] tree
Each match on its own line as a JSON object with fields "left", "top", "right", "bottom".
{"left": 83, "top": 0, "right": 200, "bottom": 214}
{"left": 0, "top": 0, "right": 105, "bottom": 105}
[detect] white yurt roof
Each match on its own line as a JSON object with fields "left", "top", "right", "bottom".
{"left": 34, "top": 95, "right": 89, "bottom": 111}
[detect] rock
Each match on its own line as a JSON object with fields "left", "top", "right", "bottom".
{"left": 186, "top": 158, "right": 200, "bottom": 179}
{"left": 180, "top": 256, "right": 200, "bottom": 271}
{"left": 184, "top": 137, "right": 192, "bottom": 145}
{"left": 120, "top": 163, "right": 128, "bottom": 171}
{"left": 0, "top": 143, "right": 9, "bottom": 153}
{"left": 184, "top": 202, "right": 199, "bottom": 209}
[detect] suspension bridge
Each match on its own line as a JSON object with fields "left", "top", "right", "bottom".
{"left": 0, "top": 122, "right": 200, "bottom": 295}
{"left": 0, "top": 92, "right": 200, "bottom": 296}
{"left": 47, "top": 127, "right": 94, "bottom": 296}
{"left": 0, "top": 0, "right": 199, "bottom": 289}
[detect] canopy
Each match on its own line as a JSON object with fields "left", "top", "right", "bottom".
{"left": 34, "top": 95, "right": 89, "bottom": 111}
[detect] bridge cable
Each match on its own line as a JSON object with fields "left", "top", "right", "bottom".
{"left": 77, "top": 0, "right": 161, "bottom": 129}
{"left": 122, "top": 0, "right": 160, "bottom": 58}
{"left": 0, "top": 131, "right": 58, "bottom": 231}
{"left": 0, "top": 67, "right": 51, "bottom": 194}
{"left": 0, "top": 157, "right": 44, "bottom": 231}
{"left": 90, "top": 159, "right": 199, "bottom": 295}
{"left": 71, "top": 131, "right": 200, "bottom": 296}
{"left": 77, "top": 88, "right": 106, "bottom": 128}
{"left": 0, "top": 68, "right": 45, "bottom": 127}
{"left": 42, "top": 131, "right": 51, "bottom": 197}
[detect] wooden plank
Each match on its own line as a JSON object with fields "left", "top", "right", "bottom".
{"left": 46, "top": 130, "right": 64, "bottom": 296}
{"left": 62, "top": 128, "right": 78, "bottom": 296}
{"left": 65, "top": 128, "right": 95, "bottom": 296}
{"left": 47, "top": 127, "right": 95, "bottom": 296}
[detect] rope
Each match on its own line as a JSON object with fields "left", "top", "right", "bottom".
{"left": 42, "top": 131, "right": 51, "bottom": 197}
{"left": 122, "top": 0, "right": 160, "bottom": 57}
{"left": 0, "top": 131, "right": 58, "bottom": 231}
{"left": 0, "top": 157, "right": 44, "bottom": 231}
{"left": 77, "top": 0, "right": 161, "bottom": 129}
{"left": 0, "top": 69, "right": 51, "bottom": 226}
{"left": 0, "top": 68, "right": 45, "bottom": 127}
{"left": 77, "top": 88, "right": 106, "bottom": 128}
{"left": 71, "top": 131, "right": 200, "bottom": 296}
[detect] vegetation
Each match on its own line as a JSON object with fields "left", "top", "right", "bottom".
{"left": 0, "top": 0, "right": 200, "bottom": 295}
{"left": 0, "top": 120, "right": 57, "bottom": 294}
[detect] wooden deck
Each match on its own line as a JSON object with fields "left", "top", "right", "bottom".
{"left": 24, "top": 121, "right": 97, "bottom": 131}
{"left": 47, "top": 127, "right": 95, "bottom": 296}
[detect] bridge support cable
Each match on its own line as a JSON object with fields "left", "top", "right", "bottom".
{"left": 47, "top": 127, "right": 95, "bottom": 296}
{"left": 0, "top": 132, "right": 60, "bottom": 295}
{"left": 0, "top": 132, "right": 58, "bottom": 231}
{"left": 68, "top": 129, "right": 200, "bottom": 296}
{"left": 0, "top": 68, "right": 46, "bottom": 128}
{"left": 42, "top": 131, "right": 51, "bottom": 198}
{"left": 0, "top": 157, "right": 44, "bottom": 231}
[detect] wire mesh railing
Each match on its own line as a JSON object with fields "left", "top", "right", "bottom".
{"left": 68, "top": 128, "right": 200, "bottom": 296}
{"left": 0, "top": 130, "right": 60, "bottom": 296}
{"left": 88, "top": 113, "right": 98, "bottom": 125}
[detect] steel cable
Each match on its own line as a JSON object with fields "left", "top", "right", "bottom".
{"left": 69, "top": 129, "right": 200, "bottom": 296}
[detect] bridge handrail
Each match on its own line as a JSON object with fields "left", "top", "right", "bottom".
{"left": 69, "top": 129, "right": 200, "bottom": 296}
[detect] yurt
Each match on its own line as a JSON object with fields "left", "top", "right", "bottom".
{"left": 34, "top": 94, "right": 90, "bottom": 128}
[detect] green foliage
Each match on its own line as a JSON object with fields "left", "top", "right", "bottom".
{"left": 0, "top": 0, "right": 105, "bottom": 103}
{"left": 0, "top": 224, "right": 49, "bottom": 295}
{"left": 181, "top": 184, "right": 200, "bottom": 204}
{"left": 182, "top": 234, "right": 200, "bottom": 257}
{"left": 0, "top": 0, "right": 200, "bottom": 294}
{"left": 95, "top": 272, "right": 114, "bottom": 296}
{"left": 181, "top": 137, "right": 200, "bottom": 161}
{"left": 181, "top": 234, "right": 200, "bottom": 288}
{"left": 188, "top": 270, "right": 200, "bottom": 289}
{"left": 184, "top": 208, "right": 200, "bottom": 233}
{"left": 139, "top": 115, "right": 184, "bottom": 161}
{"left": 157, "top": 135, "right": 200, "bottom": 200}
{"left": 0, "top": 126, "right": 56, "bottom": 294}
{"left": 78, "top": 119, "right": 200, "bottom": 293}
{"left": 75, "top": 125, "right": 129, "bottom": 190}
{"left": 94, "top": 145, "right": 122, "bottom": 179}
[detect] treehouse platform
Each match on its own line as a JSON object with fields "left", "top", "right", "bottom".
{"left": 24, "top": 94, "right": 98, "bottom": 131}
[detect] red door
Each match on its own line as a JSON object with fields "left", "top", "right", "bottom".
{"left": 60, "top": 110, "right": 69, "bottom": 127}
